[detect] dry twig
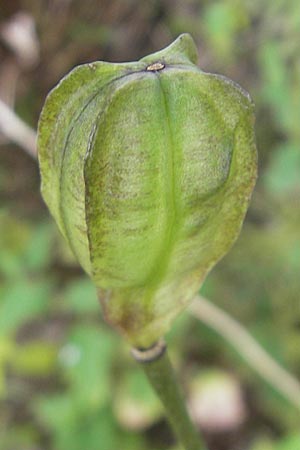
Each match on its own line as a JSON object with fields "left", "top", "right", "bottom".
{"left": 0, "top": 98, "right": 37, "bottom": 158}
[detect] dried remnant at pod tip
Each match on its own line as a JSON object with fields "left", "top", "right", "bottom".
{"left": 37, "top": 33, "right": 257, "bottom": 348}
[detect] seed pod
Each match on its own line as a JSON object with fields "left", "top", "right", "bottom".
{"left": 38, "top": 34, "right": 257, "bottom": 348}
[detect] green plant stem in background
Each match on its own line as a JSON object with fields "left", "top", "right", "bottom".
{"left": 133, "top": 344, "right": 208, "bottom": 450}
{"left": 190, "top": 295, "right": 300, "bottom": 411}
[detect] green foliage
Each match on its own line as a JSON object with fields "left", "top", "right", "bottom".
{"left": 251, "top": 433, "right": 300, "bottom": 450}
{"left": 12, "top": 342, "right": 57, "bottom": 377}
{"left": 276, "top": 434, "right": 300, "bottom": 450}
{"left": 34, "top": 326, "right": 145, "bottom": 450}
{"left": 264, "top": 144, "right": 300, "bottom": 196}
{"left": 62, "top": 279, "right": 99, "bottom": 313}
{"left": 36, "top": 398, "right": 144, "bottom": 450}
{"left": 0, "top": 278, "right": 51, "bottom": 336}
{"left": 203, "top": 2, "right": 249, "bottom": 60}
{"left": 61, "top": 325, "right": 117, "bottom": 409}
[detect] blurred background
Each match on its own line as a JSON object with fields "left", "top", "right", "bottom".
{"left": 0, "top": 1, "right": 300, "bottom": 449}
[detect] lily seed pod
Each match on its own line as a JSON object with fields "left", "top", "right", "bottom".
{"left": 38, "top": 34, "right": 257, "bottom": 349}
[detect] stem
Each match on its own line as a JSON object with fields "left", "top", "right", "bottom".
{"left": 190, "top": 295, "right": 300, "bottom": 411}
{"left": 132, "top": 341, "right": 209, "bottom": 450}
{"left": 0, "top": 99, "right": 37, "bottom": 158}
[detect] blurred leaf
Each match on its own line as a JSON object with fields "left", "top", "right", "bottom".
{"left": 0, "top": 424, "right": 39, "bottom": 450}
{"left": 251, "top": 433, "right": 300, "bottom": 450}
{"left": 0, "top": 337, "right": 14, "bottom": 397}
{"left": 203, "top": 2, "right": 248, "bottom": 60}
{"left": 0, "top": 278, "right": 52, "bottom": 336}
{"left": 35, "top": 394, "right": 77, "bottom": 429}
{"left": 62, "top": 408, "right": 143, "bottom": 450}
{"left": 276, "top": 433, "right": 300, "bottom": 450}
{"left": 56, "top": 407, "right": 119, "bottom": 450}
{"left": 60, "top": 325, "right": 117, "bottom": 409}
{"left": 0, "top": 215, "right": 54, "bottom": 276}
{"left": 250, "top": 437, "right": 274, "bottom": 450}
{"left": 12, "top": 341, "right": 58, "bottom": 377}
{"left": 0, "top": 212, "right": 31, "bottom": 277}
{"left": 69, "top": 21, "right": 112, "bottom": 45}
{"left": 62, "top": 279, "right": 98, "bottom": 313}
{"left": 260, "top": 42, "right": 287, "bottom": 102}
{"left": 264, "top": 144, "right": 300, "bottom": 196}
{"left": 259, "top": 41, "right": 300, "bottom": 136}
{"left": 23, "top": 222, "right": 55, "bottom": 271}
{"left": 36, "top": 398, "right": 143, "bottom": 450}
{"left": 113, "top": 368, "right": 161, "bottom": 430}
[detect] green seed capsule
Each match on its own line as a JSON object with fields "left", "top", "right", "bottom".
{"left": 38, "top": 34, "right": 257, "bottom": 348}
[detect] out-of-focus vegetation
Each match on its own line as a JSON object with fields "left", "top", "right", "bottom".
{"left": 0, "top": 1, "right": 299, "bottom": 449}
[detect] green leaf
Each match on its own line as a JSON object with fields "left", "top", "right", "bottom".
{"left": 0, "top": 278, "right": 52, "bottom": 337}
{"left": 0, "top": 337, "right": 14, "bottom": 397}
{"left": 62, "top": 278, "right": 98, "bottom": 313}
{"left": 35, "top": 398, "right": 143, "bottom": 450}
{"left": 0, "top": 212, "right": 30, "bottom": 277}
{"left": 276, "top": 434, "right": 300, "bottom": 450}
{"left": 264, "top": 144, "right": 300, "bottom": 196}
{"left": 0, "top": 425, "right": 39, "bottom": 450}
{"left": 203, "top": 2, "right": 248, "bottom": 59}
{"left": 250, "top": 437, "right": 274, "bottom": 450}
{"left": 23, "top": 221, "right": 55, "bottom": 271}
{"left": 0, "top": 214, "right": 54, "bottom": 276}
{"left": 60, "top": 325, "right": 117, "bottom": 409}
{"left": 35, "top": 394, "right": 77, "bottom": 429}
{"left": 11, "top": 341, "right": 58, "bottom": 376}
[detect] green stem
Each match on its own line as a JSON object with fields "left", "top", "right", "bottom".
{"left": 132, "top": 342, "right": 208, "bottom": 450}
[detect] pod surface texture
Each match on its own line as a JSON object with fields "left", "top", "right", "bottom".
{"left": 38, "top": 34, "right": 257, "bottom": 348}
